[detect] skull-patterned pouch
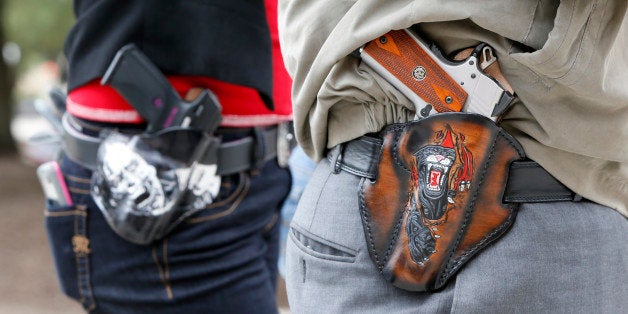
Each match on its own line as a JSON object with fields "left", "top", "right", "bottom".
{"left": 91, "top": 129, "right": 221, "bottom": 245}
{"left": 359, "top": 113, "right": 525, "bottom": 291}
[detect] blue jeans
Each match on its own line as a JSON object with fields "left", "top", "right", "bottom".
{"left": 45, "top": 150, "right": 290, "bottom": 313}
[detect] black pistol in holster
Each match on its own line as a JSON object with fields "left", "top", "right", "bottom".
{"left": 91, "top": 44, "right": 223, "bottom": 245}
{"left": 102, "top": 44, "right": 221, "bottom": 135}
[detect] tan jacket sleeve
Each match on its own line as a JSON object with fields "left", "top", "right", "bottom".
{"left": 279, "top": 0, "right": 628, "bottom": 215}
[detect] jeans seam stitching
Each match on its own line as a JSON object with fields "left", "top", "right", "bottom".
{"left": 152, "top": 240, "right": 174, "bottom": 300}
{"left": 307, "top": 164, "right": 333, "bottom": 230}
{"left": 187, "top": 175, "right": 251, "bottom": 223}
{"left": 66, "top": 174, "right": 91, "bottom": 184}
{"left": 163, "top": 239, "right": 173, "bottom": 299}
{"left": 263, "top": 212, "right": 280, "bottom": 233}
{"left": 45, "top": 209, "right": 85, "bottom": 217}
{"left": 206, "top": 172, "right": 246, "bottom": 208}
{"left": 69, "top": 187, "right": 90, "bottom": 195}
{"left": 74, "top": 205, "right": 96, "bottom": 311}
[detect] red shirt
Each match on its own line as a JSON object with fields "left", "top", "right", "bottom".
{"left": 67, "top": 0, "right": 292, "bottom": 127}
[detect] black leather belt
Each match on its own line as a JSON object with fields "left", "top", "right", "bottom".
{"left": 62, "top": 113, "right": 278, "bottom": 175}
{"left": 328, "top": 136, "right": 582, "bottom": 203}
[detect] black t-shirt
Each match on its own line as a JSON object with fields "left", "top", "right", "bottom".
{"left": 64, "top": 0, "right": 273, "bottom": 109}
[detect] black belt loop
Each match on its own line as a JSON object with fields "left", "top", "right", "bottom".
{"left": 503, "top": 160, "right": 575, "bottom": 203}
{"left": 252, "top": 126, "right": 268, "bottom": 173}
{"left": 331, "top": 144, "right": 344, "bottom": 174}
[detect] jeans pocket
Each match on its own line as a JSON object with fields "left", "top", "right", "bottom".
{"left": 44, "top": 204, "right": 95, "bottom": 311}
{"left": 44, "top": 157, "right": 96, "bottom": 311}
{"left": 289, "top": 226, "right": 356, "bottom": 263}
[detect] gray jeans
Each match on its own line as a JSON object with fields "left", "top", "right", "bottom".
{"left": 286, "top": 158, "right": 628, "bottom": 313}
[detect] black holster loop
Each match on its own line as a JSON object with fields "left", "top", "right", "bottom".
{"left": 331, "top": 144, "right": 344, "bottom": 174}
{"left": 252, "top": 127, "right": 268, "bottom": 172}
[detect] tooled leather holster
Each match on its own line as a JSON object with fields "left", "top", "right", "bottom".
{"left": 359, "top": 112, "right": 525, "bottom": 291}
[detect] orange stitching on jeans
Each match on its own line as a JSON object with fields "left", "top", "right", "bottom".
{"left": 73, "top": 208, "right": 82, "bottom": 304}
{"left": 263, "top": 213, "right": 279, "bottom": 233}
{"left": 66, "top": 175, "right": 91, "bottom": 184}
{"left": 207, "top": 173, "right": 246, "bottom": 208}
{"left": 152, "top": 240, "right": 173, "bottom": 299}
{"left": 163, "top": 239, "right": 173, "bottom": 299}
{"left": 73, "top": 205, "right": 96, "bottom": 311}
{"left": 45, "top": 210, "right": 86, "bottom": 217}
{"left": 187, "top": 176, "right": 250, "bottom": 223}
{"left": 69, "top": 187, "right": 91, "bottom": 195}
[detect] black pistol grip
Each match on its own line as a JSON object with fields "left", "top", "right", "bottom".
{"left": 101, "top": 44, "right": 185, "bottom": 133}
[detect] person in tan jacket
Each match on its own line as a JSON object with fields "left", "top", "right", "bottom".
{"left": 278, "top": 0, "right": 627, "bottom": 312}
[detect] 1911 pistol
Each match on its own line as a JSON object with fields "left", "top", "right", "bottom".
{"left": 359, "top": 29, "right": 514, "bottom": 120}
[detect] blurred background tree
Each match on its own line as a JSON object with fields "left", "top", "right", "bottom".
{"left": 0, "top": 0, "right": 16, "bottom": 153}
{"left": 0, "top": 0, "right": 73, "bottom": 153}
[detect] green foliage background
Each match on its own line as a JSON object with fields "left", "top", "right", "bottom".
{"left": 0, "top": 0, "right": 74, "bottom": 152}
{"left": 4, "top": 0, "right": 74, "bottom": 70}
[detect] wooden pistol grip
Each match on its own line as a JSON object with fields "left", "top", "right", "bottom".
{"left": 362, "top": 30, "right": 467, "bottom": 113}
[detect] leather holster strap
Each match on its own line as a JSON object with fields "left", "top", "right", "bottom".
{"left": 329, "top": 135, "right": 580, "bottom": 203}
{"left": 62, "top": 113, "right": 278, "bottom": 175}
